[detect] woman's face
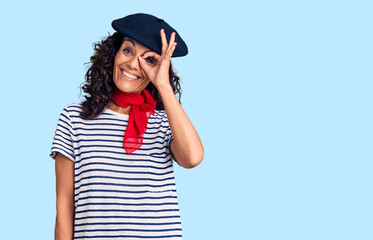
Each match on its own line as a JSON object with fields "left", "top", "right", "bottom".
{"left": 113, "top": 37, "right": 156, "bottom": 93}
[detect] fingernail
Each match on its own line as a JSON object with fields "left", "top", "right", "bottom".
{"left": 141, "top": 54, "right": 144, "bottom": 58}
{"left": 175, "top": 43, "right": 177, "bottom": 47}
{"left": 162, "top": 29, "right": 165, "bottom": 34}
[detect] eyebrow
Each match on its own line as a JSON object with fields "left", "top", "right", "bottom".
{"left": 123, "top": 38, "right": 152, "bottom": 55}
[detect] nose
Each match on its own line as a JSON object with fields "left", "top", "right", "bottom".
{"left": 127, "top": 55, "right": 140, "bottom": 70}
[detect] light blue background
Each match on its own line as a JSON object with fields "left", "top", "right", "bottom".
{"left": 0, "top": 0, "right": 372, "bottom": 239}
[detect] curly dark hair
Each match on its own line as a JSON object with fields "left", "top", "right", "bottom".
{"left": 79, "top": 32, "right": 182, "bottom": 120}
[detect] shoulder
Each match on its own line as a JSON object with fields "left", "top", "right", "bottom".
{"left": 63, "top": 103, "right": 83, "bottom": 112}
{"left": 151, "top": 109, "right": 169, "bottom": 122}
{"left": 58, "top": 103, "right": 83, "bottom": 120}
{"left": 149, "top": 109, "right": 171, "bottom": 132}
{"left": 153, "top": 109, "right": 166, "bottom": 117}
{"left": 61, "top": 103, "right": 83, "bottom": 116}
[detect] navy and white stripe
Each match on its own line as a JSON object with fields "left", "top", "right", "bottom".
{"left": 50, "top": 103, "right": 182, "bottom": 239}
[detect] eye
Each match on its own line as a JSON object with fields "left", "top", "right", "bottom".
{"left": 123, "top": 48, "right": 132, "bottom": 54}
{"left": 145, "top": 57, "right": 155, "bottom": 64}
{"left": 145, "top": 57, "right": 153, "bottom": 63}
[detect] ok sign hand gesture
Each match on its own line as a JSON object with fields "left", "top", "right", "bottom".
{"left": 138, "top": 29, "right": 177, "bottom": 89}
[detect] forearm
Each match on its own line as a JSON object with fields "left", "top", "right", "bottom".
{"left": 156, "top": 83, "right": 204, "bottom": 168}
{"left": 55, "top": 199, "right": 75, "bottom": 240}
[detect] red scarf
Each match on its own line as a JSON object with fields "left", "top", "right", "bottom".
{"left": 111, "top": 87, "right": 157, "bottom": 154}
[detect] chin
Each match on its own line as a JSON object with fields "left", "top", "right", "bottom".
{"left": 114, "top": 80, "right": 149, "bottom": 94}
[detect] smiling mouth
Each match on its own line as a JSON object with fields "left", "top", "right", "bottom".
{"left": 121, "top": 69, "right": 141, "bottom": 80}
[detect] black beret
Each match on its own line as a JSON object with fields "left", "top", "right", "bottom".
{"left": 111, "top": 13, "right": 188, "bottom": 57}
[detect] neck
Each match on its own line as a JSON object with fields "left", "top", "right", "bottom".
{"left": 107, "top": 101, "right": 131, "bottom": 115}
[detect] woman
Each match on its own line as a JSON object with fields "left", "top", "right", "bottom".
{"left": 50, "top": 13, "right": 204, "bottom": 240}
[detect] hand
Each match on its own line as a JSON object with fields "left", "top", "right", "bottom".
{"left": 138, "top": 29, "right": 177, "bottom": 89}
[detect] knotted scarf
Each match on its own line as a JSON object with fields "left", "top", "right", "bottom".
{"left": 111, "top": 87, "right": 157, "bottom": 154}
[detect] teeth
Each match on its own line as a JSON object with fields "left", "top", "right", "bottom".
{"left": 122, "top": 70, "right": 139, "bottom": 79}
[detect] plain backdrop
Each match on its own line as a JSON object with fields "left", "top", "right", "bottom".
{"left": 0, "top": 0, "right": 372, "bottom": 239}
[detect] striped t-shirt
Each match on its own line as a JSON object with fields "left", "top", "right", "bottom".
{"left": 49, "top": 103, "right": 183, "bottom": 239}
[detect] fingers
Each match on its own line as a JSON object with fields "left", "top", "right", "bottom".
{"left": 160, "top": 29, "right": 177, "bottom": 59}
{"left": 167, "top": 41, "right": 177, "bottom": 58}
{"left": 141, "top": 52, "right": 161, "bottom": 60}
{"left": 139, "top": 52, "right": 160, "bottom": 68}
{"left": 167, "top": 32, "right": 176, "bottom": 53}
{"left": 160, "top": 29, "right": 168, "bottom": 54}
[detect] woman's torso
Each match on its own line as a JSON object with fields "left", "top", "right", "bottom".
{"left": 63, "top": 103, "right": 182, "bottom": 239}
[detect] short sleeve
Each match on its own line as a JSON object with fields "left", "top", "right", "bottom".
{"left": 167, "top": 132, "right": 174, "bottom": 152}
{"left": 49, "top": 106, "right": 75, "bottom": 162}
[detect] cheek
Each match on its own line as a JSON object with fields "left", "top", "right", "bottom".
{"left": 114, "top": 53, "right": 120, "bottom": 66}
{"left": 140, "top": 68, "right": 147, "bottom": 78}
{"left": 113, "top": 68, "right": 119, "bottom": 82}
{"left": 113, "top": 53, "right": 123, "bottom": 71}
{"left": 138, "top": 79, "right": 151, "bottom": 92}
{"left": 113, "top": 59, "right": 122, "bottom": 81}
{"left": 140, "top": 78, "right": 151, "bottom": 87}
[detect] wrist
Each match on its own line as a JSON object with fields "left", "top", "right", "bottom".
{"left": 155, "top": 83, "right": 173, "bottom": 94}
